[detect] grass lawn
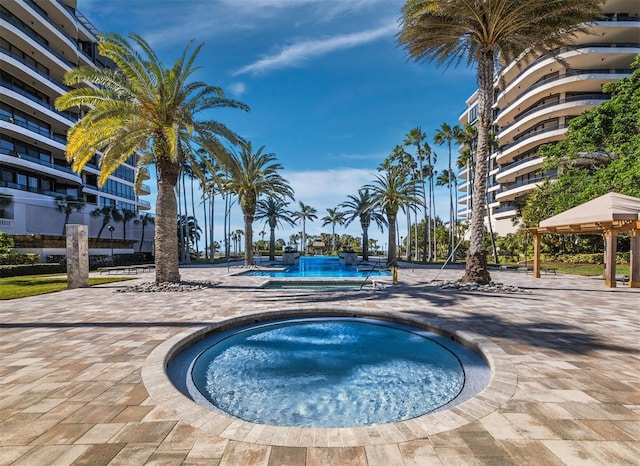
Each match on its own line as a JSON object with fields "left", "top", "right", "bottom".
{"left": 0, "top": 274, "right": 135, "bottom": 300}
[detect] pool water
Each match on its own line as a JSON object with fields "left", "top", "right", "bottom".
{"left": 187, "top": 318, "right": 480, "bottom": 428}
{"left": 242, "top": 256, "right": 390, "bottom": 278}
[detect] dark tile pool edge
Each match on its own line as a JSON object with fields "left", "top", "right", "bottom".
{"left": 141, "top": 307, "right": 518, "bottom": 447}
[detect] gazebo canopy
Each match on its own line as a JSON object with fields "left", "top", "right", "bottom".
{"left": 533, "top": 192, "right": 640, "bottom": 234}
{"left": 528, "top": 192, "right": 640, "bottom": 288}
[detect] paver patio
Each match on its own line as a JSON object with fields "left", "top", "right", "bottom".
{"left": 0, "top": 264, "right": 638, "bottom": 465}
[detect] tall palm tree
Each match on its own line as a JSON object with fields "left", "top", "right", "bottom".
{"left": 120, "top": 209, "right": 136, "bottom": 240}
{"left": 340, "top": 189, "right": 387, "bottom": 262}
{"left": 436, "top": 168, "right": 458, "bottom": 260}
{"left": 55, "top": 33, "right": 249, "bottom": 283}
{"left": 398, "top": 0, "right": 601, "bottom": 283}
{"left": 223, "top": 141, "right": 294, "bottom": 265}
{"left": 403, "top": 127, "right": 430, "bottom": 262}
{"left": 92, "top": 206, "right": 115, "bottom": 239}
{"left": 177, "top": 214, "right": 201, "bottom": 257}
{"left": 255, "top": 197, "right": 295, "bottom": 261}
{"left": 365, "top": 166, "right": 421, "bottom": 267}
{"left": 55, "top": 195, "right": 85, "bottom": 236}
{"left": 321, "top": 207, "right": 345, "bottom": 253}
{"left": 136, "top": 213, "right": 155, "bottom": 253}
{"left": 292, "top": 201, "right": 318, "bottom": 255}
{"left": 434, "top": 122, "right": 460, "bottom": 259}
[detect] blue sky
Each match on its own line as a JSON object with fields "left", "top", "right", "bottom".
{"left": 81, "top": 0, "right": 477, "bottom": 250}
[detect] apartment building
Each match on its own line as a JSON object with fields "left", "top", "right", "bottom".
{"left": 458, "top": 0, "right": 639, "bottom": 236}
{"left": 0, "top": 0, "right": 153, "bottom": 255}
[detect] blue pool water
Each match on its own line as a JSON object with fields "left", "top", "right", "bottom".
{"left": 181, "top": 318, "right": 488, "bottom": 428}
{"left": 241, "top": 255, "right": 390, "bottom": 278}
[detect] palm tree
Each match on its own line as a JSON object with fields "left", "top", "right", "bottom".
{"left": 434, "top": 122, "right": 460, "bottom": 260}
{"left": 321, "top": 207, "right": 345, "bottom": 253}
{"left": 55, "top": 195, "right": 85, "bottom": 236}
{"left": 92, "top": 206, "right": 115, "bottom": 239}
{"left": 436, "top": 168, "right": 458, "bottom": 260}
{"left": 398, "top": 0, "right": 601, "bottom": 283}
{"left": 340, "top": 189, "right": 387, "bottom": 262}
{"left": 223, "top": 141, "right": 294, "bottom": 265}
{"left": 403, "top": 127, "right": 430, "bottom": 262}
{"left": 365, "top": 166, "right": 421, "bottom": 267}
{"left": 177, "top": 215, "right": 201, "bottom": 257}
{"left": 292, "top": 202, "right": 318, "bottom": 255}
{"left": 255, "top": 197, "right": 295, "bottom": 261}
{"left": 55, "top": 33, "right": 249, "bottom": 283}
{"left": 136, "top": 213, "right": 155, "bottom": 253}
{"left": 120, "top": 209, "right": 137, "bottom": 240}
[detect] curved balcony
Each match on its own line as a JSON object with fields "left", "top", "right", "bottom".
{"left": 495, "top": 173, "right": 554, "bottom": 202}
{"left": 496, "top": 157, "right": 544, "bottom": 184}
{"left": 496, "top": 41, "right": 639, "bottom": 105}
{"left": 0, "top": 148, "right": 82, "bottom": 185}
{"left": 137, "top": 199, "right": 151, "bottom": 210}
{"left": 457, "top": 165, "right": 470, "bottom": 180}
{"left": 497, "top": 124, "right": 567, "bottom": 165}
{"left": 0, "top": 45, "right": 70, "bottom": 93}
{"left": 496, "top": 71, "right": 628, "bottom": 127}
{"left": 139, "top": 183, "right": 151, "bottom": 195}
{"left": 0, "top": 82, "right": 77, "bottom": 124}
{"left": 493, "top": 204, "right": 518, "bottom": 220}
{"left": 1, "top": 116, "right": 67, "bottom": 150}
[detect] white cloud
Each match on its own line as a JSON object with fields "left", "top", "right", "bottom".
{"left": 227, "top": 82, "right": 247, "bottom": 97}
{"left": 233, "top": 22, "right": 398, "bottom": 76}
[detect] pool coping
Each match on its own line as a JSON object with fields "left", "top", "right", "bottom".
{"left": 141, "top": 307, "right": 518, "bottom": 447}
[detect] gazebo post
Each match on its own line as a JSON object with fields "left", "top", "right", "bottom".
{"left": 532, "top": 232, "right": 541, "bottom": 279}
{"left": 603, "top": 230, "right": 617, "bottom": 288}
{"left": 630, "top": 230, "right": 639, "bottom": 288}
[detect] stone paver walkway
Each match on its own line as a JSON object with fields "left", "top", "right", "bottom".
{"left": 0, "top": 264, "right": 638, "bottom": 465}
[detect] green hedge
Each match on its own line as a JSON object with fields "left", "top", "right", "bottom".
{"left": 0, "top": 263, "right": 66, "bottom": 278}
{"left": 549, "top": 252, "right": 630, "bottom": 265}
{"left": 0, "top": 253, "right": 40, "bottom": 265}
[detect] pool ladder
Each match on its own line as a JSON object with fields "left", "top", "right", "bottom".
{"left": 359, "top": 260, "right": 385, "bottom": 290}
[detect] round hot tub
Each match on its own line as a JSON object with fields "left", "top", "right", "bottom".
{"left": 167, "top": 316, "right": 491, "bottom": 428}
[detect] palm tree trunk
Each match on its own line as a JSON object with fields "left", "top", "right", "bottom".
{"left": 463, "top": 51, "right": 493, "bottom": 284}
{"left": 209, "top": 192, "right": 215, "bottom": 263}
{"left": 202, "top": 194, "right": 208, "bottom": 261}
{"left": 139, "top": 222, "right": 145, "bottom": 253}
{"left": 181, "top": 171, "right": 190, "bottom": 264}
{"left": 387, "top": 212, "right": 397, "bottom": 267}
{"left": 269, "top": 224, "right": 276, "bottom": 261}
{"left": 244, "top": 212, "right": 254, "bottom": 266}
{"left": 405, "top": 210, "right": 411, "bottom": 261}
{"left": 190, "top": 176, "right": 199, "bottom": 260}
{"left": 361, "top": 221, "right": 369, "bottom": 262}
{"left": 156, "top": 159, "right": 181, "bottom": 283}
{"left": 176, "top": 180, "right": 185, "bottom": 264}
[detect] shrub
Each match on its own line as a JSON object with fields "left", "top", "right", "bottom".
{"left": 0, "top": 253, "right": 40, "bottom": 265}
{"left": 0, "top": 263, "right": 66, "bottom": 278}
{"left": 0, "top": 232, "right": 14, "bottom": 254}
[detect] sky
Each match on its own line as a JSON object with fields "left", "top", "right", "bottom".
{"left": 80, "top": 0, "right": 478, "bottom": 251}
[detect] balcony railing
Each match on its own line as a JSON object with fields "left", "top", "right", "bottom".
{"left": 0, "top": 81, "right": 78, "bottom": 123}
{"left": 498, "top": 155, "right": 544, "bottom": 173}
{"left": 0, "top": 45, "right": 70, "bottom": 91}
{"left": 138, "top": 199, "right": 151, "bottom": 208}
{"left": 0, "top": 10, "right": 77, "bottom": 68}
{"left": 1, "top": 114, "right": 67, "bottom": 145}
{"left": 0, "top": 180, "right": 63, "bottom": 198}
{"left": 499, "top": 171, "right": 557, "bottom": 194}
{"left": 0, "top": 147, "right": 80, "bottom": 177}
{"left": 500, "top": 70, "right": 628, "bottom": 113}
{"left": 501, "top": 124, "right": 567, "bottom": 151}
{"left": 23, "top": 0, "right": 94, "bottom": 63}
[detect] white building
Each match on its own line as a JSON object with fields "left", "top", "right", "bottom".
{"left": 0, "top": 0, "right": 153, "bottom": 257}
{"left": 458, "top": 1, "right": 639, "bottom": 236}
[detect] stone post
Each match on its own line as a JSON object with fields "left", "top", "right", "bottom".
{"left": 66, "top": 224, "right": 89, "bottom": 289}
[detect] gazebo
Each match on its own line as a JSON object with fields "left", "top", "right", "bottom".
{"left": 527, "top": 192, "right": 640, "bottom": 288}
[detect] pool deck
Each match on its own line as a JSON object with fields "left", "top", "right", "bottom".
{"left": 0, "top": 263, "right": 638, "bottom": 465}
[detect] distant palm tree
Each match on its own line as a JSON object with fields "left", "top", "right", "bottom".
{"left": 365, "top": 166, "right": 421, "bottom": 267}
{"left": 55, "top": 33, "right": 248, "bottom": 283}
{"left": 403, "top": 127, "right": 430, "bottom": 261}
{"left": 177, "top": 215, "right": 201, "bottom": 257}
{"left": 436, "top": 168, "right": 458, "bottom": 260}
{"left": 292, "top": 202, "right": 318, "bottom": 255}
{"left": 321, "top": 207, "right": 345, "bottom": 253}
{"left": 255, "top": 197, "right": 295, "bottom": 261}
{"left": 120, "top": 209, "right": 137, "bottom": 240}
{"left": 223, "top": 141, "right": 294, "bottom": 265}
{"left": 434, "top": 122, "right": 460, "bottom": 259}
{"left": 136, "top": 213, "right": 155, "bottom": 253}
{"left": 55, "top": 195, "right": 85, "bottom": 236}
{"left": 92, "top": 206, "right": 115, "bottom": 239}
{"left": 398, "top": 0, "right": 601, "bottom": 283}
{"left": 340, "top": 189, "right": 387, "bottom": 262}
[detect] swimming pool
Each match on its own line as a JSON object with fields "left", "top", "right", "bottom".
{"left": 241, "top": 256, "right": 390, "bottom": 278}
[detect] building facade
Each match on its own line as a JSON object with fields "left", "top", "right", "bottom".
{"left": 0, "top": 0, "right": 153, "bottom": 256}
{"left": 458, "top": 0, "right": 639, "bottom": 236}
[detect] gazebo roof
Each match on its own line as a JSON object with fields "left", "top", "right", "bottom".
{"left": 531, "top": 192, "right": 640, "bottom": 234}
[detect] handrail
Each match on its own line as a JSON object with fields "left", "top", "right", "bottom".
{"left": 359, "top": 259, "right": 385, "bottom": 290}
{"left": 0, "top": 45, "right": 70, "bottom": 91}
